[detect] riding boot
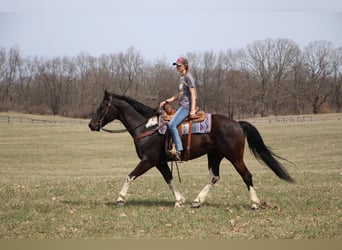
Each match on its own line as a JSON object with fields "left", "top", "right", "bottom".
{"left": 174, "top": 151, "right": 182, "bottom": 161}
{"left": 167, "top": 144, "right": 182, "bottom": 161}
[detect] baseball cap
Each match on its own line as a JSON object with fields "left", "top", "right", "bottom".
{"left": 172, "top": 57, "right": 188, "bottom": 66}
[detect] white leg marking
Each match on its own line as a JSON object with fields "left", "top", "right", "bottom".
{"left": 249, "top": 186, "right": 260, "bottom": 209}
{"left": 194, "top": 184, "right": 211, "bottom": 204}
{"left": 193, "top": 168, "right": 219, "bottom": 205}
{"left": 116, "top": 176, "right": 135, "bottom": 203}
{"left": 168, "top": 180, "right": 186, "bottom": 208}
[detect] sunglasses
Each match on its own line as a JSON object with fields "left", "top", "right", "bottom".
{"left": 176, "top": 64, "right": 184, "bottom": 67}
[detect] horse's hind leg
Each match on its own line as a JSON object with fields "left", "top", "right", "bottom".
{"left": 191, "top": 151, "right": 222, "bottom": 208}
{"left": 157, "top": 162, "right": 186, "bottom": 208}
{"left": 232, "top": 159, "right": 260, "bottom": 209}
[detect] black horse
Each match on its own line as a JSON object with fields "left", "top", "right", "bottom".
{"left": 89, "top": 90, "right": 294, "bottom": 209}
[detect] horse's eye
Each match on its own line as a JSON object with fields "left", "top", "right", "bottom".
{"left": 99, "top": 104, "right": 107, "bottom": 110}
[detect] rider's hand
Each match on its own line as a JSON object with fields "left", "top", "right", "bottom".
{"left": 190, "top": 110, "right": 196, "bottom": 118}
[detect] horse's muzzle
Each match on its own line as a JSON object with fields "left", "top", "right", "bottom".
{"left": 88, "top": 122, "right": 100, "bottom": 131}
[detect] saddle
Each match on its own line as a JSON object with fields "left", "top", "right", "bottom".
{"left": 162, "top": 103, "right": 206, "bottom": 123}
{"left": 162, "top": 103, "right": 206, "bottom": 161}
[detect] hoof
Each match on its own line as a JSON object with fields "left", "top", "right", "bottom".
{"left": 251, "top": 204, "right": 259, "bottom": 210}
{"left": 174, "top": 196, "right": 186, "bottom": 208}
{"left": 174, "top": 203, "right": 184, "bottom": 208}
{"left": 116, "top": 200, "right": 125, "bottom": 207}
{"left": 191, "top": 201, "right": 201, "bottom": 208}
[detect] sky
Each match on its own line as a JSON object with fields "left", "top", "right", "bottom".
{"left": 1, "top": 0, "right": 342, "bottom": 62}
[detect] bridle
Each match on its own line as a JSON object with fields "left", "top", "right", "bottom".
{"left": 98, "top": 95, "right": 166, "bottom": 137}
{"left": 98, "top": 95, "right": 127, "bottom": 133}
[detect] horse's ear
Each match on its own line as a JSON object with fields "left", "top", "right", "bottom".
{"left": 104, "top": 89, "right": 110, "bottom": 100}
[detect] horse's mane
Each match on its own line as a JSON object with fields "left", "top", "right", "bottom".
{"left": 111, "top": 93, "right": 158, "bottom": 118}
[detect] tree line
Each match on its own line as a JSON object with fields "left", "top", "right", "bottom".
{"left": 0, "top": 39, "right": 341, "bottom": 119}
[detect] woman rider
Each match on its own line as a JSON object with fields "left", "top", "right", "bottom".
{"left": 160, "top": 57, "right": 197, "bottom": 161}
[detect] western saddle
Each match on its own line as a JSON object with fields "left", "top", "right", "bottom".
{"left": 162, "top": 103, "right": 206, "bottom": 161}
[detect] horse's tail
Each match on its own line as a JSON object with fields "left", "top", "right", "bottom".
{"left": 238, "top": 121, "right": 295, "bottom": 183}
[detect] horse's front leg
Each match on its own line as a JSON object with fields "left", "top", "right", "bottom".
{"left": 156, "top": 162, "right": 185, "bottom": 208}
{"left": 116, "top": 176, "right": 135, "bottom": 207}
{"left": 116, "top": 159, "right": 153, "bottom": 207}
{"left": 168, "top": 180, "right": 186, "bottom": 208}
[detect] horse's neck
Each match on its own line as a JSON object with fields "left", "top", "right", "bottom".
{"left": 117, "top": 104, "right": 147, "bottom": 135}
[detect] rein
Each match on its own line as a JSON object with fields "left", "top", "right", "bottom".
{"left": 99, "top": 96, "right": 165, "bottom": 139}
{"left": 101, "top": 127, "right": 128, "bottom": 133}
{"left": 101, "top": 117, "right": 155, "bottom": 135}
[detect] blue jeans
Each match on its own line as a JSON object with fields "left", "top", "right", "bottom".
{"left": 168, "top": 107, "right": 189, "bottom": 151}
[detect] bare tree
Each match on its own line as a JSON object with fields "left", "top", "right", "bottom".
{"left": 118, "top": 47, "right": 144, "bottom": 97}
{"left": 0, "top": 48, "right": 8, "bottom": 106}
{"left": 37, "top": 57, "right": 76, "bottom": 115}
{"left": 217, "top": 49, "right": 247, "bottom": 118}
{"left": 74, "top": 52, "right": 101, "bottom": 116}
{"left": 16, "top": 56, "right": 36, "bottom": 110}
{"left": 290, "top": 48, "right": 307, "bottom": 114}
{"left": 246, "top": 39, "right": 300, "bottom": 116}
{"left": 303, "top": 41, "right": 333, "bottom": 114}
{"left": 330, "top": 47, "right": 342, "bottom": 112}
{"left": 246, "top": 39, "right": 274, "bottom": 116}
{"left": 5, "top": 47, "right": 22, "bottom": 104}
{"left": 139, "top": 60, "right": 177, "bottom": 106}
{"left": 269, "top": 39, "right": 299, "bottom": 115}
{"left": 187, "top": 51, "right": 222, "bottom": 112}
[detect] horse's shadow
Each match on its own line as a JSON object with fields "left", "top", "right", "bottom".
{"left": 59, "top": 198, "right": 174, "bottom": 208}
{"left": 105, "top": 199, "right": 251, "bottom": 210}
{"left": 60, "top": 198, "right": 252, "bottom": 210}
{"left": 105, "top": 199, "right": 174, "bottom": 208}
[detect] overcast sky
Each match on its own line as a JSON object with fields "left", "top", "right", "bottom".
{"left": 1, "top": 0, "right": 342, "bottom": 62}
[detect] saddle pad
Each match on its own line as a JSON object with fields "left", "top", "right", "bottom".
{"left": 158, "top": 113, "right": 212, "bottom": 135}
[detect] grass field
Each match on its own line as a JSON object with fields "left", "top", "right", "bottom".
{"left": 0, "top": 112, "right": 341, "bottom": 239}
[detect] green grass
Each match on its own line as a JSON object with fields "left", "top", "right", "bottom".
{"left": 0, "top": 113, "right": 341, "bottom": 239}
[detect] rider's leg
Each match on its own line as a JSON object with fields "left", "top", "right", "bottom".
{"left": 168, "top": 107, "right": 189, "bottom": 158}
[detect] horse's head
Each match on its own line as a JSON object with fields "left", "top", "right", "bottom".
{"left": 88, "top": 90, "right": 117, "bottom": 131}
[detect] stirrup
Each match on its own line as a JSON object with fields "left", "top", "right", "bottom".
{"left": 167, "top": 144, "right": 182, "bottom": 161}
{"left": 173, "top": 151, "right": 182, "bottom": 161}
